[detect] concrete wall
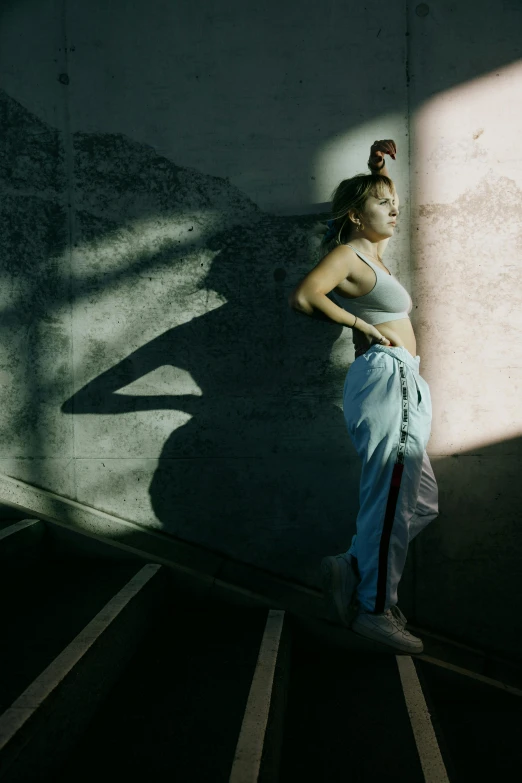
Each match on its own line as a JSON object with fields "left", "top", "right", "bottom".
{"left": 1, "top": 0, "right": 521, "bottom": 658}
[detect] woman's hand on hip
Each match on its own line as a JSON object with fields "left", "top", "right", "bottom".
{"left": 377, "top": 326, "right": 405, "bottom": 348}
{"left": 355, "top": 320, "right": 392, "bottom": 347}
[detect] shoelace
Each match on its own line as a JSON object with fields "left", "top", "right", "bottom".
{"left": 387, "top": 605, "right": 408, "bottom": 629}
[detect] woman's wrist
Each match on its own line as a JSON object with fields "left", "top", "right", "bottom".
{"left": 368, "top": 157, "right": 386, "bottom": 172}
{"left": 351, "top": 316, "right": 366, "bottom": 331}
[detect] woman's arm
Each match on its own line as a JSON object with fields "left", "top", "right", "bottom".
{"left": 288, "top": 246, "right": 392, "bottom": 346}
{"left": 368, "top": 138, "right": 396, "bottom": 175}
{"left": 368, "top": 139, "right": 397, "bottom": 260}
{"left": 288, "top": 245, "right": 360, "bottom": 327}
{"left": 374, "top": 162, "right": 389, "bottom": 178}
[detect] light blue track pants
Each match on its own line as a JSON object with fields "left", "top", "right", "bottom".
{"left": 343, "top": 344, "right": 439, "bottom": 614}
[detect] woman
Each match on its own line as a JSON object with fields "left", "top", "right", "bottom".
{"left": 288, "top": 140, "right": 439, "bottom": 654}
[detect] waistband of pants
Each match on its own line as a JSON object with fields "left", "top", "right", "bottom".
{"left": 357, "top": 344, "right": 421, "bottom": 373}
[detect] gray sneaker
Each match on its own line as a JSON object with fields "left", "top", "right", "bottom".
{"left": 351, "top": 607, "right": 423, "bottom": 654}
{"left": 321, "top": 553, "right": 360, "bottom": 626}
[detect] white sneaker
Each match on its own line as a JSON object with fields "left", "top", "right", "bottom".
{"left": 351, "top": 607, "right": 423, "bottom": 654}
{"left": 389, "top": 604, "right": 408, "bottom": 629}
{"left": 320, "top": 553, "right": 360, "bottom": 627}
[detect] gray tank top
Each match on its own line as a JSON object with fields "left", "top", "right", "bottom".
{"left": 330, "top": 244, "right": 412, "bottom": 325}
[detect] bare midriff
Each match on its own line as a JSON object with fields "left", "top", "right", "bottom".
{"left": 333, "top": 249, "right": 417, "bottom": 358}
{"left": 353, "top": 317, "right": 417, "bottom": 358}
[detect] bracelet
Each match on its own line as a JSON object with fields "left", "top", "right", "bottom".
{"left": 352, "top": 316, "right": 358, "bottom": 328}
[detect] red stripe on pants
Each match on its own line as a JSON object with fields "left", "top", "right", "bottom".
{"left": 375, "top": 462, "right": 404, "bottom": 613}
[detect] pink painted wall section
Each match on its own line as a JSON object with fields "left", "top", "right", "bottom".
{"left": 411, "top": 60, "right": 522, "bottom": 455}
{"left": 407, "top": 2, "right": 522, "bottom": 656}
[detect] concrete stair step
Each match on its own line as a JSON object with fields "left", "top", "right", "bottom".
{"left": 279, "top": 621, "right": 430, "bottom": 782}
{"left": 0, "top": 552, "right": 144, "bottom": 713}
{"left": 0, "top": 561, "right": 166, "bottom": 782}
{"left": 53, "top": 593, "right": 277, "bottom": 783}
{"left": 0, "top": 516, "right": 521, "bottom": 781}
{"left": 280, "top": 617, "right": 522, "bottom": 782}
{"left": 414, "top": 656, "right": 522, "bottom": 782}
{"left": 0, "top": 519, "right": 46, "bottom": 572}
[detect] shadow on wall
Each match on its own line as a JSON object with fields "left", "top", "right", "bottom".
{"left": 413, "top": 438, "right": 522, "bottom": 659}
{"left": 0, "top": 90, "right": 360, "bottom": 584}
{"left": 62, "top": 220, "right": 356, "bottom": 579}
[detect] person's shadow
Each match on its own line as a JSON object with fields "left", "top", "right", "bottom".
{"left": 61, "top": 212, "right": 361, "bottom": 583}
{"left": 0, "top": 80, "right": 358, "bottom": 586}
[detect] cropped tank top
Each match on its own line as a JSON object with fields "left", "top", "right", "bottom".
{"left": 329, "top": 244, "right": 412, "bottom": 325}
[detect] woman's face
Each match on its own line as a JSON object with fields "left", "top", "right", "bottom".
{"left": 359, "top": 189, "right": 400, "bottom": 237}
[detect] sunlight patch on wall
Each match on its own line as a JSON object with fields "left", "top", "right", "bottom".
{"left": 73, "top": 209, "right": 224, "bottom": 282}
{"left": 312, "top": 115, "right": 406, "bottom": 203}
{"left": 412, "top": 60, "right": 522, "bottom": 455}
{"left": 414, "top": 59, "right": 522, "bottom": 204}
{"left": 115, "top": 366, "right": 203, "bottom": 397}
